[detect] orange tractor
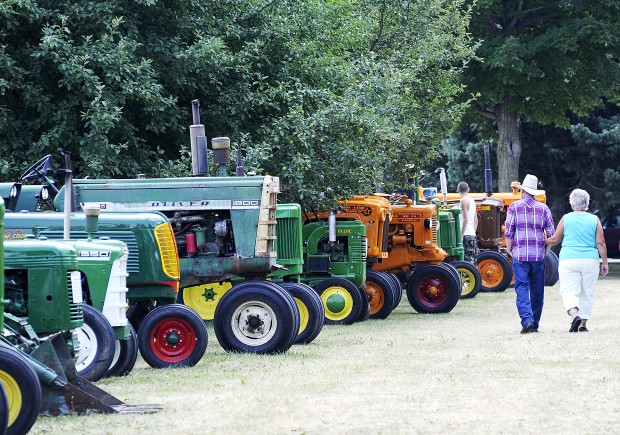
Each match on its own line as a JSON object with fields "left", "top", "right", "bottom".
{"left": 309, "top": 194, "right": 461, "bottom": 317}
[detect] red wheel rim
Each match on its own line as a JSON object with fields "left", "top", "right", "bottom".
{"left": 149, "top": 318, "right": 197, "bottom": 363}
{"left": 415, "top": 276, "right": 448, "bottom": 308}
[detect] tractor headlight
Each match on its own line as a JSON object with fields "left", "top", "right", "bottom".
{"left": 424, "top": 218, "right": 432, "bottom": 229}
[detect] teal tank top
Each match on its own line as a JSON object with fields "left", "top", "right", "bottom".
{"left": 559, "top": 212, "right": 599, "bottom": 260}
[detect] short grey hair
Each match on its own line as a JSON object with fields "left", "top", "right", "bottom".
{"left": 569, "top": 188, "right": 590, "bottom": 211}
{"left": 457, "top": 182, "right": 470, "bottom": 194}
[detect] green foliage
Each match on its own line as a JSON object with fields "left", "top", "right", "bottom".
{"left": 441, "top": 105, "right": 620, "bottom": 220}
{"left": 1, "top": 0, "right": 476, "bottom": 206}
{"left": 463, "top": 0, "right": 620, "bottom": 125}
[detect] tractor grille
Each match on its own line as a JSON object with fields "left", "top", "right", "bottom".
{"left": 154, "top": 223, "right": 180, "bottom": 280}
{"left": 350, "top": 236, "right": 367, "bottom": 262}
{"left": 432, "top": 211, "right": 439, "bottom": 245}
{"left": 275, "top": 217, "right": 301, "bottom": 262}
{"left": 67, "top": 271, "right": 84, "bottom": 323}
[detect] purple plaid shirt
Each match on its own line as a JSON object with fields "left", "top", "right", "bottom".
{"left": 504, "top": 195, "right": 555, "bottom": 262}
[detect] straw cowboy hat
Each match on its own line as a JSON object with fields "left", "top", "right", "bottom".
{"left": 519, "top": 174, "right": 545, "bottom": 196}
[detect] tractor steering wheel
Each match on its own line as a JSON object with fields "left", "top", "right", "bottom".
{"left": 20, "top": 154, "right": 53, "bottom": 180}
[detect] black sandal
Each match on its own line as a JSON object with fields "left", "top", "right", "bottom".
{"left": 569, "top": 316, "right": 581, "bottom": 332}
{"left": 578, "top": 326, "right": 589, "bottom": 332}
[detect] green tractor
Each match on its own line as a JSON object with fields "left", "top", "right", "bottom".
{"left": 3, "top": 203, "right": 208, "bottom": 369}
{"left": 18, "top": 101, "right": 300, "bottom": 355}
{"left": 3, "top": 147, "right": 208, "bottom": 369}
{"left": 274, "top": 204, "right": 369, "bottom": 326}
{"left": 0, "top": 198, "right": 159, "bottom": 435}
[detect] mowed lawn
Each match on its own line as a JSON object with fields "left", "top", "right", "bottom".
{"left": 31, "top": 264, "right": 620, "bottom": 434}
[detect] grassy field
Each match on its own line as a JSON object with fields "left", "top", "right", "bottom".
{"left": 31, "top": 265, "right": 620, "bottom": 434}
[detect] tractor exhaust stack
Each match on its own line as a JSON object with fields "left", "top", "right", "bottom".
{"left": 484, "top": 143, "right": 493, "bottom": 197}
{"left": 190, "top": 100, "right": 209, "bottom": 176}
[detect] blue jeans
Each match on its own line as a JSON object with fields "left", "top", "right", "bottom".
{"left": 512, "top": 259, "right": 546, "bottom": 327}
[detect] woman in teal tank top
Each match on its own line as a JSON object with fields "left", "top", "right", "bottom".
{"left": 545, "top": 189, "right": 609, "bottom": 332}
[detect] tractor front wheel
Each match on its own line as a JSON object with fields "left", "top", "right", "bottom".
{"left": 406, "top": 264, "right": 460, "bottom": 313}
{"left": 106, "top": 323, "right": 139, "bottom": 377}
{"left": 314, "top": 278, "right": 364, "bottom": 325}
{"left": 138, "top": 304, "right": 208, "bottom": 368}
{"left": 214, "top": 281, "right": 299, "bottom": 354}
{"left": 477, "top": 251, "right": 512, "bottom": 292}
{"left": 74, "top": 304, "right": 116, "bottom": 382}
{"left": 450, "top": 260, "right": 482, "bottom": 299}
{"left": 279, "top": 282, "right": 325, "bottom": 345}
{"left": 0, "top": 346, "right": 41, "bottom": 435}
{"left": 366, "top": 271, "right": 396, "bottom": 319}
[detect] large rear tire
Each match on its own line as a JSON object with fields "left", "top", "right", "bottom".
{"left": 406, "top": 264, "right": 460, "bottom": 313}
{"left": 383, "top": 272, "right": 403, "bottom": 309}
{"left": 0, "top": 346, "right": 41, "bottom": 435}
{"left": 179, "top": 282, "right": 232, "bottom": 321}
{"left": 314, "top": 277, "right": 364, "bottom": 325}
{"left": 74, "top": 304, "right": 116, "bottom": 382}
{"left": 477, "top": 251, "right": 513, "bottom": 292}
{"left": 545, "top": 251, "right": 560, "bottom": 286}
{"left": 366, "top": 271, "right": 396, "bottom": 319}
{"left": 279, "top": 282, "right": 325, "bottom": 345}
{"left": 450, "top": 260, "right": 482, "bottom": 299}
{"left": 0, "top": 381, "right": 8, "bottom": 435}
{"left": 138, "top": 304, "right": 208, "bottom": 368}
{"left": 106, "top": 323, "right": 139, "bottom": 377}
{"left": 214, "top": 281, "right": 299, "bottom": 353}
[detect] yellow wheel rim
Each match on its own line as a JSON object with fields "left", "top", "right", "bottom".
{"left": 294, "top": 297, "right": 309, "bottom": 335}
{"left": 320, "top": 286, "right": 354, "bottom": 321}
{"left": 182, "top": 282, "right": 232, "bottom": 320}
{"left": 0, "top": 369, "right": 22, "bottom": 427}
{"left": 458, "top": 267, "right": 476, "bottom": 296}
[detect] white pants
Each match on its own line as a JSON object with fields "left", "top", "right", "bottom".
{"left": 558, "top": 258, "right": 600, "bottom": 319}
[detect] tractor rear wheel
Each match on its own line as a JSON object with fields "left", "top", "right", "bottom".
{"left": 477, "top": 251, "right": 512, "bottom": 292}
{"left": 355, "top": 287, "right": 371, "bottom": 322}
{"left": 279, "top": 282, "right": 325, "bottom": 345}
{"left": 406, "top": 264, "right": 460, "bottom": 313}
{"left": 314, "top": 277, "right": 364, "bottom": 325}
{"left": 0, "top": 346, "right": 41, "bottom": 435}
{"left": 0, "top": 382, "right": 8, "bottom": 434}
{"left": 365, "top": 271, "right": 396, "bottom": 319}
{"left": 450, "top": 260, "right": 482, "bottom": 299}
{"left": 138, "top": 304, "right": 208, "bottom": 368}
{"left": 106, "top": 323, "right": 139, "bottom": 377}
{"left": 545, "top": 251, "right": 560, "bottom": 286}
{"left": 383, "top": 272, "right": 403, "bottom": 310}
{"left": 179, "top": 282, "right": 232, "bottom": 321}
{"left": 74, "top": 304, "right": 116, "bottom": 382}
{"left": 214, "top": 281, "right": 299, "bottom": 353}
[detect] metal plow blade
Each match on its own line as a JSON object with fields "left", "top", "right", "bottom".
{"left": 31, "top": 333, "right": 161, "bottom": 416}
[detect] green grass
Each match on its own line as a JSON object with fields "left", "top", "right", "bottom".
{"left": 31, "top": 271, "right": 620, "bottom": 434}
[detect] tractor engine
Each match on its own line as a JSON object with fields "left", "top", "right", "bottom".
{"left": 170, "top": 211, "right": 235, "bottom": 258}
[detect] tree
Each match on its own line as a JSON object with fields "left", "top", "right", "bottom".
{"left": 462, "top": 0, "right": 620, "bottom": 191}
{"left": 0, "top": 0, "right": 476, "bottom": 208}
{"left": 439, "top": 104, "right": 620, "bottom": 221}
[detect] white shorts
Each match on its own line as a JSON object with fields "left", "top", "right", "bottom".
{"left": 558, "top": 258, "right": 600, "bottom": 319}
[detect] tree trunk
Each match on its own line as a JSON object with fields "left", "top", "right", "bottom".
{"left": 495, "top": 104, "right": 521, "bottom": 192}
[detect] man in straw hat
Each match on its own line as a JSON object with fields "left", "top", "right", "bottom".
{"left": 504, "top": 174, "right": 555, "bottom": 334}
